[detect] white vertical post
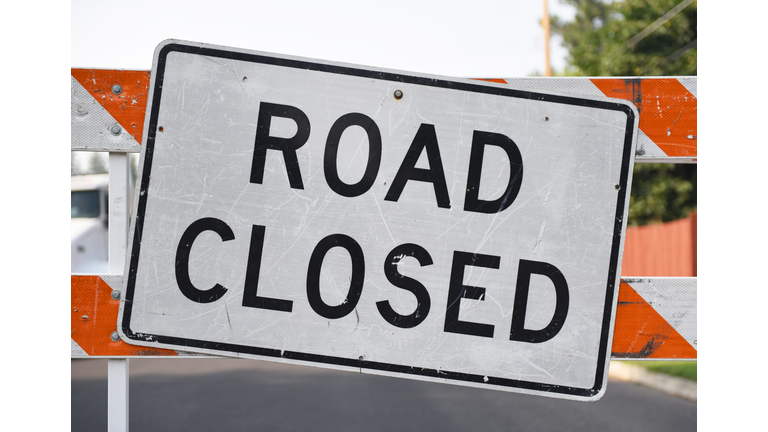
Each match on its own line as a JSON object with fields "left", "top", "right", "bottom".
{"left": 108, "top": 153, "right": 131, "bottom": 431}
{"left": 108, "top": 359, "right": 130, "bottom": 432}
{"left": 108, "top": 152, "right": 130, "bottom": 274}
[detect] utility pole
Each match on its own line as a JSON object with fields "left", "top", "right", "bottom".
{"left": 543, "top": 0, "right": 552, "bottom": 76}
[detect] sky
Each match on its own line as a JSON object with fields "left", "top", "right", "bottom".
{"left": 71, "top": 0, "right": 575, "bottom": 78}
{"left": 71, "top": 0, "right": 577, "bottom": 171}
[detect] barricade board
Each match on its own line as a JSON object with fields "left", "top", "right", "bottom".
{"left": 117, "top": 40, "right": 638, "bottom": 401}
{"left": 74, "top": 275, "right": 697, "bottom": 360}
{"left": 71, "top": 68, "right": 696, "bottom": 162}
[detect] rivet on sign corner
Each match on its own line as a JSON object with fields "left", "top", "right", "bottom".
{"left": 111, "top": 332, "right": 121, "bottom": 342}
{"left": 111, "top": 290, "right": 121, "bottom": 300}
{"left": 615, "top": 184, "right": 621, "bottom": 190}
{"left": 394, "top": 90, "right": 403, "bottom": 100}
{"left": 112, "top": 84, "right": 123, "bottom": 95}
{"left": 110, "top": 124, "right": 122, "bottom": 136}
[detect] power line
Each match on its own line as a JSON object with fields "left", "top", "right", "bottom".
{"left": 664, "top": 39, "right": 697, "bottom": 63}
{"left": 626, "top": 0, "right": 695, "bottom": 48}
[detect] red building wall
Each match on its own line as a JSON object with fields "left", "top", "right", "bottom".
{"left": 621, "top": 211, "right": 697, "bottom": 277}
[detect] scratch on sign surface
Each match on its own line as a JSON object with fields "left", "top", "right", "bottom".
{"left": 532, "top": 221, "right": 547, "bottom": 254}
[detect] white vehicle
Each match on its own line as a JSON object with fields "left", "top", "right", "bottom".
{"left": 71, "top": 174, "right": 109, "bottom": 273}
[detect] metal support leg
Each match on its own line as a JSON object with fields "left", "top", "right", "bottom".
{"left": 108, "top": 153, "right": 131, "bottom": 430}
{"left": 108, "top": 359, "right": 130, "bottom": 432}
{"left": 108, "top": 153, "right": 129, "bottom": 274}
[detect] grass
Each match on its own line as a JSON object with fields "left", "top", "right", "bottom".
{"left": 623, "top": 361, "right": 697, "bottom": 382}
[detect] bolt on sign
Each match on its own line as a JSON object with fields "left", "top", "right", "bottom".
{"left": 118, "top": 40, "right": 638, "bottom": 401}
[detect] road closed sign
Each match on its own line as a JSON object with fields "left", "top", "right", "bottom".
{"left": 118, "top": 40, "right": 638, "bottom": 401}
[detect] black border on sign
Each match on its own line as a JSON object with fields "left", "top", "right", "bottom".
{"left": 122, "top": 41, "right": 636, "bottom": 399}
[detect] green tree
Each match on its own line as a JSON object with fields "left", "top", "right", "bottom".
{"left": 552, "top": 0, "right": 697, "bottom": 77}
{"left": 628, "top": 163, "right": 696, "bottom": 225}
{"left": 551, "top": 0, "right": 697, "bottom": 225}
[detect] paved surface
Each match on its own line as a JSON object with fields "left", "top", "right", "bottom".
{"left": 72, "top": 358, "right": 696, "bottom": 432}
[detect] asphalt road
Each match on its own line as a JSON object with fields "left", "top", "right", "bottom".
{"left": 72, "top": 358, "right": 695, "bottom": 432}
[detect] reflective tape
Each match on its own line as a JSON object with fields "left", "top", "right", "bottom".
{"left": 71, "top": 69, "right": 150, "bottom": 152}
{"left": 591, "top": 78, "right": 697, "bottom": 160}
{"left": 611, "top": 278, "right": 697, "bottom": 359}
{"left": 71, "top": 275, "right": 177, "bottom": 357}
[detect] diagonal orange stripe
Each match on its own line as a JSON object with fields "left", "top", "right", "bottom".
{"left": 611, "top": 281, "right": 696, "bottom": 359}
{"left": 71, "top": 275, "right": 177, "bottom": 356}
{"left": 472, "top": 78, "right": 508, "bottom": 84}
{"left": 71, "top": 69, "right": 151, "bottom": 146}
{"left": 591, "top": 78, "right": 697, "bottom": 157}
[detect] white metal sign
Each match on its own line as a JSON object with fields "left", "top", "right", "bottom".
{"left": 118, "top": 40, "right": 637, "bottom": 401}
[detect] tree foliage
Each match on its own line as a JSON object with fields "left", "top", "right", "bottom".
{"left": 552, "top": 0, "right": 697, "bottom": 77}
{"left": 628, "top": 163, "right": 696, "bottom": 225}
{"left": 551, "top": 0, "right": 697, "bottom": 225}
